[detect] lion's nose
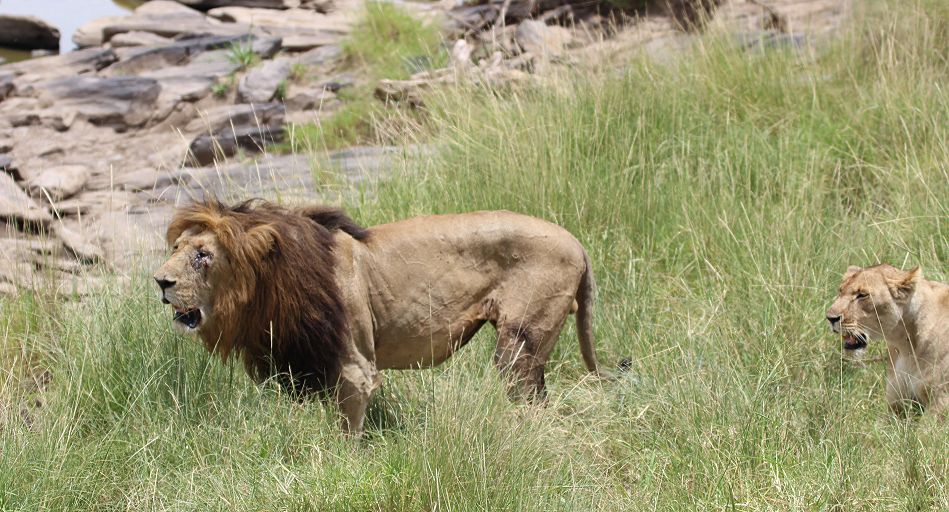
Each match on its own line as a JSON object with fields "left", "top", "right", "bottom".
{"left": 826, "top": 314, "right": 841, "bottom": 326}
{"left": 155, "top": 277, "right": 175, "bottom": 291}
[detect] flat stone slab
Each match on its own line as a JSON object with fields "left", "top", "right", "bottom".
{"left": 25, "top": 76, "right": 161, "bottom": 131}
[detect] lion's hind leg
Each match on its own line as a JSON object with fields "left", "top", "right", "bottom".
{"left": 493, "top": 297, "right": 574, "bottom": 403}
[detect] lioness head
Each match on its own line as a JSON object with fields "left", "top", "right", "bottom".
{"left": 826, "top": 264, "right": 921, "bottom": 351}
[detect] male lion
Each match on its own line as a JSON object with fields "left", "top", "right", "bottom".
{"left": 826, "top": 264, "right": 949, "bottom": 416}
{"left": 153, "top": 199, "right": 600, "bottom": 433}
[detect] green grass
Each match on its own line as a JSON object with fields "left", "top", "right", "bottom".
{"left": 280, "top": 2, "right": 445, "bottom": 153}
{"left": 2, "top": 0, "right": 949, "bottom": 509}
{"left": 342, "top": 1, "right": 446, "bottom": 82}
{"left": 227, "top": 41, "right": 259, "bottom": 71}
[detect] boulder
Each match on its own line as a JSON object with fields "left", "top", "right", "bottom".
{"left": 27, "top": 165, "right": 91, "bottom": 201}
{"left": 0, "top": 15, "right": 61, "bottom": 51}
{"left": 285, "top": 85, "right": 336, "bottom": 111}
{"left": 73, "top": 16, "right": 127, "bottom": 48}
{"left": 186, "top": 102, "right": 286, "bottom": 166}
{"left": 0, "top": 155, "right": 12, "bottom": 173}
{"left": 0, "top": 172, "right": 52, "bottom": 225}
{"left": 188, "top": 125, "right": 285, "bottom": 166}
{"left": 514, "top": 20, "right": 572, "bottom": 56}
{"left": 237, "top": 58, "right": 292, "bottom": 103}
{"left": 26, "top": 76, "right": 161, "bottom": 131}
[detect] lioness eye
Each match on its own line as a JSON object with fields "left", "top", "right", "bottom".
{"left": 855, "top": 292, "right": 869, "bottom": 300}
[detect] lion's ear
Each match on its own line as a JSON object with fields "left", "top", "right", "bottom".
{"left": 888, "top": 266, "right": 921, "bottom": 301}
{"left": 846, "top": 265, "right": 861, "bottom": 274}
{"left": 243, "top": 224, "right": 278, "bottom": 264}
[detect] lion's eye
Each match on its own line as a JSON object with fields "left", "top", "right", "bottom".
{"left": 855, "top": 292, "right": 869, "bottom": 300}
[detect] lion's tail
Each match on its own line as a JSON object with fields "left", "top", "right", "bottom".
{"left": 576, "top": 249, "right": 599, "bottom": 375}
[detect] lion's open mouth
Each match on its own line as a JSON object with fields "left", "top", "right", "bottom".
{"left": 842, "top": 332, "right": 868, "bottom": 351}
{"left": 173, "top": 307, "right": 202, "bottom": 329}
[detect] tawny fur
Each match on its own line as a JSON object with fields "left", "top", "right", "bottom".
{"left": 154, "top": 199, "right": 600, "bottom": 433}
{"left": 827, "top": 264, "right": 949, "bottom": 417}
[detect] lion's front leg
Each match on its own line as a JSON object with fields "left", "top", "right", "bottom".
{"left": 336, "top": 355, "right": 380, "bottom": 435}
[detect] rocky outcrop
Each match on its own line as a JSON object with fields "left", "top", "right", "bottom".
{"left": 24, "top": 76, "right": 161, "bottom": 131}
{"left": 0, "top": 15, "right": 61, "bottom": 51}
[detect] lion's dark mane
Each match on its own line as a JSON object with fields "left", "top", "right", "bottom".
{"left": 166, "top": 198, "right": 369, "bottom": 395}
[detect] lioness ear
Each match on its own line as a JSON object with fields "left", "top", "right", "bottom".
{"left": 846, "top": 265, "right": 861, "bottom": 274}
{"left": 888, "top": 266, "right": 921, "bottom": 301}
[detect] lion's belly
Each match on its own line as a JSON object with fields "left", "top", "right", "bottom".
{"left": 373, "top": 300, "right": 493, "bottom": 370}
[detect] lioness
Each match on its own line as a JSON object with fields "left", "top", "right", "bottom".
{"left": 153, "top": 199, "right": 600, "bottom": 433}
{"left": 826, "top": 264, "right": 949, "bottom": 416}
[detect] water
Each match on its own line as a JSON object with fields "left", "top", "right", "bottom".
{"left": 0, "top": 0, "right": 144, "bottom": 62}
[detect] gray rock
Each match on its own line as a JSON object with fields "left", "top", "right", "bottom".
{"left": 53, "top": 224, "right": 104, "bottom": 264}
{"left": 113, "top": 168, "right": 180, "bottom": 192}
{"left": 294, "top": 44, "right": 342, "bottom": 67}
{"left": 188, "top": 125, "right": 285, "bottom": 166}
{"left": 0, "top": 155, "right": 12, "bottom": 173}
{"left": 186, "top": 101, "right": 285, "bottom": 165}
{"left": 251, "top": 37, "right": 283, "bottom": 60}
{"left": 0, "top": 172, "right": 52, "bottom": 225}
{"left": 2, "top": 48, "right": 117, "bottom": 80}
{"left": 27, "top": 164, "right": 91, "bottom": 201}
{"left": 206, "top": 6, "right": 347, "bottom": 50}
{"left": 72, "top": 15, "right": 126, "bottom": 48}
{"left": 514, "top": 20, "right": 572, "bottom": 56}
{"left": 0, "top": 72, "right": 13, "bottom": 101}
{"left": 101, "top": 3, "right": 249, "bottom": 42}
{"left": 0, "top": 138, "right": 12, "bottom": 153}
{"left": 103, "top": 34, "right": 251, "bottom": 76}
{"left": 109, "top": 31, "right": 175, "bottom": 48}
{"left": 186, "top": 102, "right": 285, "bottom": 133}
{"left": 319, "top": 73, "right": 356, "bottom": 93}
{"left": 237, "top": 58, "right": 292, "bottom": 103}
{"left": 141, "top": 49, "right": 240, "bottom": 81}
{"left": 0, "top": 15, "right": 61, "bottom": 51}
{"left": 285, "top": 85, "right": 336, "bottom": 111}
{"left": 27, "top": 76, "right": 161, "bottom": 131}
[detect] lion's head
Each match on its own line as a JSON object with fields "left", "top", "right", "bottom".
{"left": 826, "top": 264, "right": 921, "bottom": 352}
{"left": 153, "top": 199, "right": 368, "bottom": 393}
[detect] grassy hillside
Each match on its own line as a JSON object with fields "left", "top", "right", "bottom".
{"left": 2, "top": 0, "right": 948, "bottom": 509}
